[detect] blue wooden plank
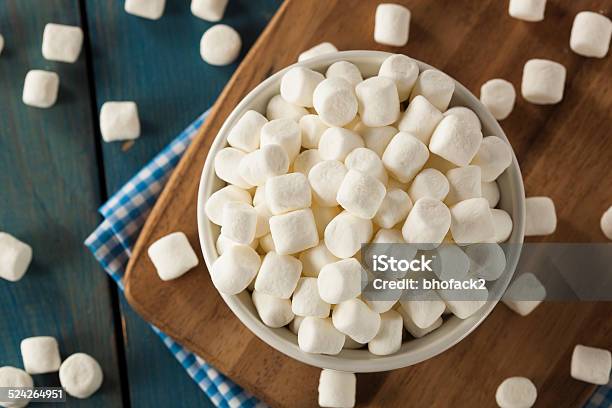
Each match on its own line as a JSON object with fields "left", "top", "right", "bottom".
{"left": 0, "top": 1, "right": 124, "bottom": 406}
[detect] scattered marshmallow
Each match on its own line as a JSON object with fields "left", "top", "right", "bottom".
{"left": 502, "top": 272, "right": 546, "bottom": 316}
{"left": 266, "top": 94, "right": 308, "bottom": 122}
{"left": 495, "top": 377, "right": 538, "bottom": 408}
{"left": 345, "top": 147, "right": 388, "bottom": 184}
{"left": 400, "top": 312, "right": 442, "bottom": 338}
{"left": 355, "top": 125, "right": 397, "bottom": 157}
{"left": 374, "top": 3, "right": 411, "bottom": 47}
{"left": 227, "top": 110, "right": 267, "bottom": 152}
{"left": 125, "top": 0, "right": 166, "bottom": 19}
{"left": 148, "top": 232, "right": 199, "bottom": 281}
{"left": 293, "top": 149, "right": 322, "bottom": 176}
{"left": 210, "top": 245, "right": 261, "bottom": 294}
{"left": 382, "top": 132, "right": 429, "bottom": 183}
{"left": 254, "top": 252, "right": 301, "bottom": 299}
{"left": 238, "top": 144, "right": 289, "bottom": 187}
{"left": 0, "top": 232, "right": 32, "bottom": 282}
{"left": 281, "top": 67, "right": 325, "bottom": 107}
{"left": 355, "top": 77, "right": 400, "bottom": 127}
{"left": 429, "top": 115, "right": 483, "bottom": 167}
{"left": 252, "top": 290, "right": 294, "bottom": 328}
{"left": 318, "top": 369, "right": 356, "bottom": 408}
{"left": 318, "top": 258, "right": 362, "bottom": 304}
{"left": 450, "top": 198, "right": 496, "bottom": 244}
{"left": 20, "top": 336, "right": 61, "bottom": 374}
{"left": 318, "top": 127, "right": 364, "bottom": 161}
{"left": 99, "top": 101, "right": 141, "bottom": 142}
{"left": 42, "top": 23, "right": 83, "bottom": 63}
{"left": 491, "top": 209, "right": 513, "bottom": 243}
{"left": 410, "top": 69, "right": 455, "bottom": 111}
{"left": 0, "top": 366, "right": 33, "bottom": 401}
{"left": 265, "top": 173, "right": 312, "bottom": 215}
{"left": 570, "top": 12, "right": 612, "bottom": 58}
{"left": 300, "top": 243, "right": 340, "bottom": 278}
{"left": 402, "top": 198, "right": 451, "bottom": 248}
{"left": 205, "top": 185, "right": 252, "bottom": 225}
{"left": 191, "top": 0, "right": 228, "bottom": 22}
{"left": 508, "top": 0, "right": 546, "bottom": 22}
{"left": 260, "top": 118, "right": 302, "bottom": 162}
{"left": 292, "top": 277, "right": 330, "bottom": 317}
{"left": 521, "top": 59, "right": 566, "bottom": 105}
{"left": 337, "top": 169, "right": 387, "bottom": 219}
{"left": 445, "top": 166, "right": 482, "bottom": 206}
{"left": 299, "top": 114, "right": 329, "bottom": 149}
{"left": 601, "top": 206, "right": 612, "bottom": 240}
{"left": 374, "top": 188, "right": 412, "bottom": 229}
{"left": 308, "top": 160, "right": 348, "bottom": 207}
{"left": 269, "top": 209, "right": 319, "bottom": 255}
{"left": 480, "top": 79, "right": 516, "bottom": 120}
{"left": 408, "top": 168, "right": 449, "bottom": 202}
{"left": 326, "top": 61, "right": 363, "bottom": 87}
{"left": 397, "top": 95, "right": 443, "bottom": 144}
{"left": 471, "top": 136, "right": 512, "bottom": 182}
{"left": 22, "top": 70, "right": 59, "bottom": 109}
{"left": 332, "top": 298, "right": 381, "bottom": 343}
{"left": 465, "top": 243, "right": 506, "bottom": 281}
{"left": 298, "top": 317, "right": 345, "bottom": 355}
{"left": 200, "top": 24, "right": 241, "bottom": 66}
{"left": 298, "top": 42, "right": 338, "bottom": 62}
{"left": 368, "top": 310, "right": 403, "bottom": 356}
{"left": 571, "top": 345, "right": 612, "bottom": 385}
{"left": 325, "top": 211, "right": 373, "bottom": 258}
{"left": 525, "top": 196, "right": 556, "bottom": 236}
{"left": 59, "top": 353, "right": 103, "bottom": 399}
{"left": 312, "top": 205, "right": 342, "bottom": 237}
{"left": 379, "top": 54, "right": 419, "bottom": 101}
{"left": 482, "top": 181, "right": 501, "bottom": 208}
{"left": 313, "top": 78, "right": 358, "bottom": 127}
{"left": 214, "top": 147, "right": 252, "bottom": 189}
{"left": 400, "top": 291, "right": 445, "bottom": 329}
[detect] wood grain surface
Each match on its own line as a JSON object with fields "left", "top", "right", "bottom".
{"left": 124, "top": 0, "right": 612, "bottom": 407}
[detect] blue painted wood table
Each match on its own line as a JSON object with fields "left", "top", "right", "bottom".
{"left": 0, "top": 1, "right": 279, "bottom": 406}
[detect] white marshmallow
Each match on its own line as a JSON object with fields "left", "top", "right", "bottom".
{"left": 292, "top": 277, "right": 330, "bottom": 317}
{"left": 495, "top": 377, "right": 538, "bottom": 408}
{"left": 368, "top": 310, "right": 403, "bottom": 356}
{"left": 372, "top": 228, "right": 404, "bottom": 244}
{"left": 221, "top": 202, "right": 257, "bottom": 245}
{"left": 443, "top": 107, "right": 482, "bottom": 133}
{"left": 238, "top": 144, "right": 289, "bottom": 187}
{"left": 0, "top": 366, "right": 33, "bottom": 407}
{"left": 298, "top": 42, "right": 338, "bottom": 62}
{"left": 571, "top": 345, "right": 612, "bottom": 385}
{"left": 265, "top": 173, "right": 311, "bottom": 215}
{"left": 318, "top": 369, "right": 356, "bottom": 408}
{"left": 216, "top": 234, "right": 258, "bottom": 255}
{"left": 525, "top": 196, "right": 556, "bottom": 236}
{"left": 465, "top": 243, "right": 506, "bottom": 281}
{"left": 325, "top": 211, "right": 373, "bottom": 258}
{"left": 397, "top": 95, "right": 443, "bottom": 144}
{"left": 259, "top": 233, "right": 275, "bottom": 254}
{"left": 252, "top": 290, "right": 294, "bottom": 328}
{"left": 601, "top": 206, "right": 612, "bottom": 240}
{"left": 332, "top": 298, "right": 381, "bottom": 343}
{"left": 260, "top": 118, "right": 301, "bottom": 162}
{"left": 22, "top": 70, "right": 59, "bottom": 109}
{"left": 355, "top": 77, "right": 400, "bottom": 127}
{"left": 317, "top": 258, "right": 362, "bottom": 304}
{"left": 0, "top": 34, "right": 4, "bottom": 56}
{"left": 410, "top": 69, "right": 455, "bottom": 111}
{"left": 99, "top": 101, "right": 140, "bottom": 142}
{"left": 326, "top": 61, "right": 363, "bottom": 87}
{"left": 318, "top": 127, "right": 364, "bottom": 161}
{"left": 365, "top": 297, "right": 401, "bottom": 314}
{"left": 42, "top": 23, "right": 83, "bottom": 63}
{"left": 293, "top": 149, "right": 322, "bottom": 176}
{"left": 471, "top": 136, "right": 513, "bottom": 182}
{"left": 298, "top": 317, "right": 345, "bottom": 355}
{"left": 337, "top": 169, "right": 387, "bottom": 219}
{"left": 435, "top": 245, "right": 470, "bottom": 281}
{"left": 299, "top": 243, "right": 340, "bottom": 278}
{"left": 288, "top": 315, "right": 304, "bottom": 335}
{"left": 200, "top": 24, "right": 241, "bottom": 66}
{"left": 299, "top": 114, "right": 328, "bottom": 149}
{"left": 312, "top": 205, "right": 342, "bottom": 237}
{"left": 402, "top": 198, "right": 451, "bottom": 249}
{"left": 429, "top": 115, "right": 483, "bottom": 167}
{"left": 491, "top": 209, "right": 513, "bottom": 243}
{"left": 355, "top": 125, "right": 397, "bottom": 157}
{"left": 374, "top": 3, "right": 411, "bottom": 47}
{"left": 269, "top": 209, "right": 319, "bottom": 255}
{"left": 205, "top": 185, "right": 252, "bottom": 225}
{"left": 502, "top": 272, "right": 546, "bottom": 316}
{"left": 379, "top": 54, "right": 419, "bottom": 101}
{"left": 382, "top": 132, "right": 429, "bottom": 183}
{"left": 345, "top": 147, "right": 388, "bottom": 184}
{"left": 439, "top": 285, "right": 488, "bottom": 319}
{"left": 445, "top": 166, "right": 482, "bottom": 206}
{"left": 521, "top": 59, "right": 566, "bottom": 105}
{"left": 280, "top": 67, "right": 325, "bottom": 108}
{"left": 125, "top": 0, "right": 166, "bottom": 19}
{"left": 570, "top": 12, "right": 612, "bottom": 58}
{"left": 148, "top": 232, "right": 199, "bottom": 281}
{"left": 20, "top": 336, "right": 61, "bottom": 374}
{"left": 400, "top": 290, "right": 446, "bottom": 329}
{"left": 400, "top": 311, "right": 443, "bottom": 338}
{"left": 0, "top": 232, "right": 32, "bottom": 282}
{"left": 266, "top": 94, "right": 308, "bottom": 122}
{"left": 253, "top": 203, "right": 271, "bottom": 238}
{"left": 480, "top": 79, "right": 516, "bottom": 120}
{"left": 450, "top": 198, "right": 495, "bottom": 244}
{"left": 59, "top": 353, "right": 103, "bottom": 399}
{"left": 191, "top": 0, "right": 228, "bottom": 22}
{"left": 210, "top": 245, "right": 260, "bottom": 294}
{"left": 408, "top": 168, "right": 449, "bottom": 202}
{"left": 508, "top": 0, "right": 546, "bottom": 22}
{"left": 214, "top": 147, "right": 252, "bottom": 189}
{"left": 254, "top": 251, "right": 301, "bottom": 298}
{"left": 308, "top": 160, "right": 348, "bottom": 207}
{"left": 253, "top": 185, "right": 266, "bottom": 206}
{"left": 482, "top": 181, "right": 501, "bottom": 208}
{"left": 227, "top": 110, "right": 267, "bottom": 152}
{"left": 313, "top": 78, "right": 358, "bottom": 127}
{"left": 374, "top": 188, "right": 412, "bottom": 229}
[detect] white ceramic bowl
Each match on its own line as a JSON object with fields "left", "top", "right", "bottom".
{"left": 197, "top": 51, "right": 525, "bottom": 373}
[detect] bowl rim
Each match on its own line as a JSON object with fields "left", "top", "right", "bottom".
{"left": 197, "top": 50, "right": 526, "bottom": 373}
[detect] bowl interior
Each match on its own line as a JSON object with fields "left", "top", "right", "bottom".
{"left": 197, "top": 50, "right": 525, "bottom": 373}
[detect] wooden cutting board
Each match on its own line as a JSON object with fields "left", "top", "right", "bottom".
{"left": 124, "top": 0, "right": 612, "bottom": 406}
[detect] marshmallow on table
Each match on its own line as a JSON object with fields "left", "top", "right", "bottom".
{"left": 495, "top": 377, "right": 538, "bottom": 408}
{"left": 374, "top": 3, "right": 411, "bottom": 47}
{"left": 239, "top": 144, "right": 289, "bottom": 187}
{"left": 227, "top": 110, "right": 267, "bottom": 152}
{"left": 525, "top": 196, "right": 556, "bottom": 236}
{"left": 266, "top": 94, "right": 308, "bottom": 122}
{"left": 214, "top": 148, "right": 252, "bottom": 189}
{"left": 313, "top": 78, "right": 358, "bottom": 127}
{"left": 355, "top": 77, "right": 400, "bottom": 127}
{"left": 293, "top": 149, "right": 322, "bottom": 176}
{"left": 368, "top": 310, "right": 403, "bottom": 356}
{"left": 205, "top": 185, "right": 252, "bottom": 225}
{"left": 318, "top": 127, "right": 364, "bottom": 162}
{"left": 379, "top": 54, "right": 419, "bottom": 101}
{"left": 298, "top": 317, "right": 345, "bottom": 355}
{"left": 429, "top": 115, "right": 483, "bottom": 167}
{"left": 252, "top": 290, "right": 294, "bottom": 328}
{"left": 445, "top": 166, "right": 482, "bottom": 206}
{"left": 20, "top": 336, "right": 61, "bottom": 374}
{"left": 408, "top": 168, "right": 449, "bottom": 202}
{"left": 491, "top": 209, "right": 513, "bottom": 243}
{"left": 317, "top": 258, "right": 362, "bottom": 304}
{"left": 326, "top": 61, "right": 363, "bottom": 87}
{"left": 471, "top": 136, "right": 512, "bottom": 182}
{"left": 265, "top": 173, "right": 311, "bottom": 215}
{"left": 280, "top": 67, "right": 325, "bottom": 108}
{"left": 400, "top": 311, "right": 442, "bottom": 338}
{"left": 502, "top": 272, "right": 546, "bottom": 316}
{"left": 210, "top": 245, "right": 260, "bottom": 294}
{"left": 332, "top": 298, "right": 381, "bottom": 343}
{"left": 521, "top": 59, "right": 566, "bottom": 105}
{"left": 318, "top": 369, "right": 356, "bottom": 408}
{"left": 200, "top": 24, "right": 241, "bottom": 66}
{"left": 312, "top": 205, "right": 342, "bottom": 237}
{"left": 601, "top": 206, "right": 612, "bottom": 240}
{"left": 480, "top": 79, "right": 516, "bottom": 120}
{"left": 22, "top": 70, "right": 59, "bottom": 109}
{"left": 191, "top": 0, "right": 228, "bottom": 22}
{"left": 355, "top": 125, "right": 397, "bottom": 158}
{"left": 292, "top": 277, "right": 330, "bottom": 317}
{"left": 336, "top": 169, "right": 386, "bottom": 220}
{"left": 254, "top": 251, "right": 301, "bottom": 299}
{"left": 571, "top": 345, "right": 612, "bottom": 385}
{"left": 402, "top": 198, "right": 451, "bottom": 249}
{"left": 0, "top": 232, "right": 32, "bottom": 282}
{"left": 221, "top": 202, "right": 257, "bottom": 245}
{"left": 269, "top": 209, "right": 319, "bottom": 255}
{"left": 260, "top": 118, "right": 302, "bottom": 162}
{"left": 300, "top": 242, "right": 339, "bottom": 278}
{"left": 325, "top": 211, "right": 373, "bottom": 258}
{"left": 570, "top": 12, "right": 612, "bottom": 58}
{"left": 148, "top": 232, "right": 199, "bottom": 281}
{"left": 299, "top": 115, "right": 328, "bottom": 149}
{"left": 482, "top": 181, "right": 501, "bottom": 208}
{"left": 450, "top": 198, "right": 495, "bottom": 244}
{"left": 42, "top": 23, "right": 83, "bottom": 63}
{"left": 345, "top": 147, "right": 388, "bottom": 184}
{"left": 410, "top": 69, "right": 455, "bottom": 112}
{"left": 0, "top": 366, "right": 33, "bottom": 406}
{"left": 400, "top": 291, "right": 446, "bottom": 329}
{"left": 99, "top": 101, "right": 140, "bottom": 142}
{"left": 397, "top": 95, "right": 443, "bottom": 144}
{"left": 465, "top": 243, "right": 506, "bottom": 281}
{"left": 374, "top": 188, "right": 412, "bottom": 229}
{"left": 59, "top": 353, "right": 103, "bottom": 399}
{"left": 508, "top": 0, "right": 546, "bottom": 22}
{"left": 298, "top": 42, "right": 338, "bottom": 62}
{"left": 308, "top": 160, "right": 348, "bottom": 207}
{"left": 125, "top": 0, "right": 166, "bottom": 19}
{"left": 382, "top": 132, "right": 429, "bottom": 183}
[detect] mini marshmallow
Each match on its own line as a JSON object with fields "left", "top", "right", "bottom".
{"left": 445, "top": 166, "right": 482, "bottom": 206}
{"left": 221, "top": 202, "right": 257, "bottom": 244}
{"left": 471, "top": 136, "right": 512, "bottom": 182}
{"left": 259, "top": 233, "right": 276, "bottom": 253}
{"left": 253, "top": 185, "right": 266, "bottom": 206}
{"left": 400, "top": 289, "right": 446, "bottom": 329}
{"left": 374, "top": 188, "right": 412, "bottom": 229}
{"left": 216, "top": 235, "right": 258, "bottom": 255}
{"left": 308, "top": 160, "right": 348, "bottom": 207}
{"left": 525, "top": 196, "right": 556, "bottom": 236}
{"left": 269, "top": 209, "right": 319, "bottom": 255}
{"left": 443, "top": 107, "right": 482, "bottom": 133}
{"left": 42, "top": 23, "right": 83, "bottom": 63}
{"left": 521, "top": 59, "right": 566, "bottom": 105}
{"left": 22, "top": 70, "right": 59, "bottom": 109}
{"left": 365, "top": 293, "right": 402, "bottom": 314}
{"left": 252, "top": 290, "right": 294, "bottom": 328}
{"left": 508, "top": 0, "right": 546, "bottom": 22}
{"left": 318, "top": 369, "right": 356, "bottom": 408}
{"left": 260, "top": 118, "right": 302, "bottom": 162}
{"left": 318, "top": 127, "right": 364, "bottom": 161}
{"left": 0, "top": 34, "right": 4, "bottom": 56}
{"left": 227, "top": 110, "right": 267, "bottom": 152}
{"left": 148, "top": 232, "right": 199, "bottom": 281}
{"left": 300, "top": 243, "right": 340, "bottom": 278}
{"left": 265, "top": 173, "right": 311, "bottom": 215}
{"left": 253, "top": 203, "right": 271, "bottom": 238}
{"left": 374, "top": 3, "right": 411, "bottom": 47}
{"left": 408, "top": 168, "right": 449, "bottom": 202}
{"left": 200, "top": 24, "right": 241, "bottom": 66}
{"left": 205, "top": 185, "right": 252, "bottom": 225}
{"left": 292, "top": 277, "right": 330, "bottom": 317}
{"left": 439, "top": 285, "right": 489, "bottom": 319}
{"left": 435, "top": 245, "right": 470, "bottom": 281}
{"left": 402, "top": 311, "right": 442, "bottom": 338}
{"left": 570, "top": 12, "right": 612, "bottom": 58}
{"left": 214, "top": 147, "right": 252, "bottom": 189}
{"left": 298, "top": 317, "right": 345, "bottom": 355}
{"left": 0, "top": 366, "right": 33, "bottom": 404}
{"left": 318, "top": 258, "right": 362, "bottom": 304}
{"left": 429, "top": 115, "right": 483, "bottom": 167}
{"left": 293, "top": 149, "right": 322, "bottom": 176}
{"left": 20, "top": 336, "right": 61, "bottom": 374}
{"left": 266, "top": 94, "right": 308, "bottom": 121}
{"left": 332, "top": 298, "right": 381, "bottom": 343}
{"left": 482, "top": 181, "right": 501, "bottom": 208}
{"left": 99, "top": 101, "right": 141, "bottom": 142}
{"left": 397, "top": 95, "right": 443, "bottom": 144}
{"left": 379, "top": 54, "right": 419, "bottom": 101}
{"left": 337, "top": 169, "right": 386, "bottom": 219}
{"left": 191, "top": 0, "right": 228, "bottom": 22}
{"left": 238, "top": 144, "right": 289, "bottom": 187}
{"left": 450, "top": 198, "right": 495, "bottom": 244}
{"left": 345, "top": 147, "right": 388, "bottom": 184}
{"left": 326, "top": 61, "right": 363, "bottom": 87}
{"left": 355, "top": 125, "right": 397, "bottom": 157}
{"left": 491, "top": 209, "right": 513, "bottom": 243}
{"left": 125, "top": 0, "right": 166, "bottom": 19}
{"left": 465, "top": 243, "right": 506, "bottom": 281}
{"left": 571, "top": 345, "right": 612, "bottom": 385}
{"left": 601, "top": 206, "right": 612, "bottom": 240}
{"left": 402, "top": 198, "right": 451, "bottom": 248}
{"left": 281, "top": 67, "right": 325, "bottom": 108}
{"left": 299, "top": 114, "right": 329, "bottom": 149}
{"left": 502, "top": 272, "right": 546, "bottom": 316}
{"left": 355, "top": 77, "right": 400, "bottom": 127}
{"left": 0, "top": 232, "right": 32, "bottom": 282}
{"left": 480, "top": 79, "right": 516, "bottom": 120}
{"left": 210, "top": 245, "right": 261, "bottom": 294}
{"left": 59, "top": 353, "right": 103, "bottom": 399}
{"left": 410, "top": 69, "right": 455, "bottom": 112}
{"left": 496, "top": 377, "right": 537, "bottom": 408}
{"left": 288, "top": 315, "right": 304, "bottom": 335}
{"left": 312, "top": 205, "right": 342, "bottom": 237}
{"left": 368, "top": 310, "right": 403, "bottom": 356}
{"left": 298, "top": 42, "right": 338, "bottom": 62}
{"left": 254, "top": 252, "right": 301, "bottom": 298}
{"left": 382, "top": 132, "right": 429, "bottom": 183}
{"left": 325, "top": 211, "right": 373, "bottom": 258}
{"left": 313, "top": 78, "right": 358, "bottom": 127}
